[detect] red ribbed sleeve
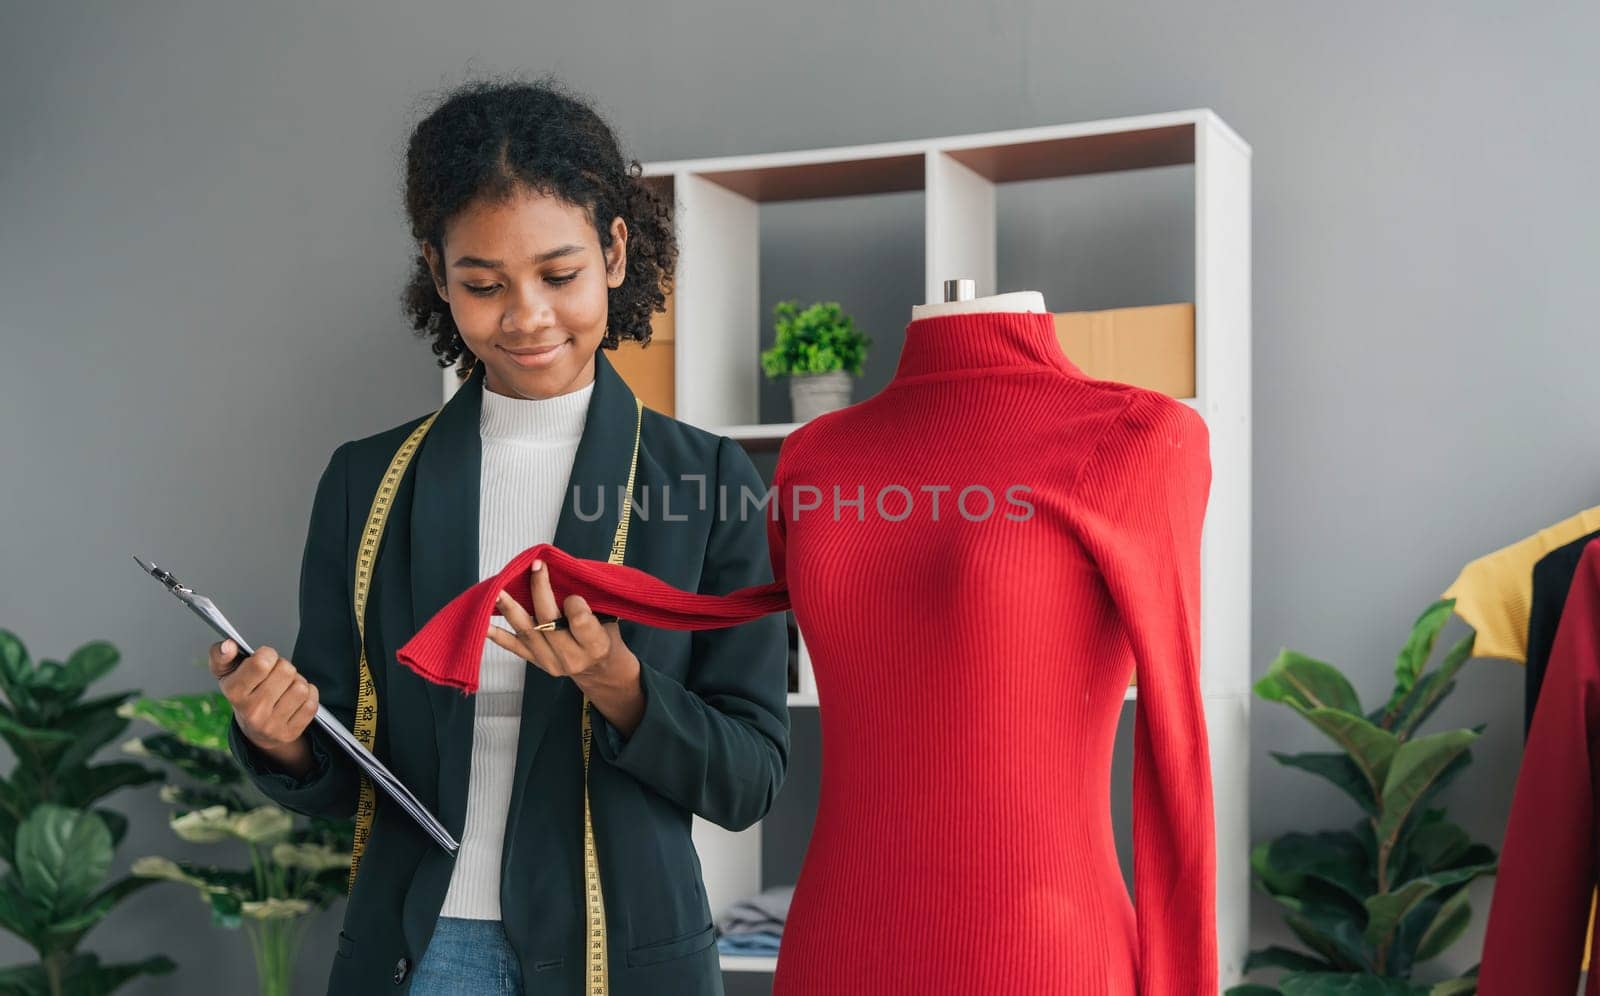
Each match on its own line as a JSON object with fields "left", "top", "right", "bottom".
{"left": 1070, "top": 392, "right": 1217, "bottom": 994}
{"left": 396, "top": 542, "right": 789, "bottom": 693}
{"left": 1480, "top": 538, "right": 1600, "bottom": 996}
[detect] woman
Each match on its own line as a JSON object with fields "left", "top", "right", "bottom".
{"left": 208, "top": 77, "right": 790, "bottom": 995}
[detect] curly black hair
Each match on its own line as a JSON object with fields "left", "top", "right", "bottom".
{"left": 400, "top": 75, "right": 677, "bottom": 375}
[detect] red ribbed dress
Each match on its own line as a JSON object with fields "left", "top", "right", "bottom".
{"left": 397, "top": 310, "right": 1217, "bottom": 994}
{"left": 765, "top": 311, "right": 1215, "bottom": 995}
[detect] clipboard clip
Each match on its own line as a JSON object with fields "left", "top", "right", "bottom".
{"left": 133, "top": 555, "right": 193, "bottom": 595}
{"left": 131, "top": 552, "right": 459, "bottom": 855}
{"left": 133, "top": 554, "right": 255, "bottom": 673}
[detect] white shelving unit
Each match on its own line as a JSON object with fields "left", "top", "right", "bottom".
{"left": 718, "top": 955, "right": 779, "bottom": 975}
{"left": 448, "top": 108, "right": 1251, "bottom": 989}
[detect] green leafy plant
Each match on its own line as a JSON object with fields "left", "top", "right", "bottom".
{"left": 0, "top": 630, "right": 173, "bottom": 996}
{"left": 759, "top": 300, "right": 871, "bottom": 378}
{"left": 121, "top": 692, "right": 353, "bottom": 996}
{"left": 1230, "top": 600, "right": 1492, "bottom": 996}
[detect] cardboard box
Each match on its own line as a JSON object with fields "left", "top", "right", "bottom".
{"left": 648, "top": 285, "right": 675, "bottom": 342}
{"left": 608, "top": 339, "right": 675, "bottom": 416}
{"left": 1052, "top": 302, "right": 1195, "bottom": 398}
{"left": 606, "top": 286, "right": 676, "bottom": 414}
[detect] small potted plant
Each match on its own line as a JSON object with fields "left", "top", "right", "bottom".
{"left": 759, "top": 300, "right": 871, "bottom": 421}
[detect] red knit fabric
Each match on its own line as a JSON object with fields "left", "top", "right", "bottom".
{"left": 395, "top": 543, "right": 788, "bottom": 692}
{"left": 768, "top": 312, "right": 1215, "bottom": 995}
{"left": 1480, "top": 538, "right": 1600, "bottom": 995}
{"left": 394, "top": 310, "right": 1217, "bottom": 994}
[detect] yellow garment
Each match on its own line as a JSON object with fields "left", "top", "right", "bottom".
{"left": 1442, "top": 505, "right": 1600, "bottom": 662}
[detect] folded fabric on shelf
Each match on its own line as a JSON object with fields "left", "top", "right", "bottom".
{"left": 716, "top": 931, "right": 783, "bottom": 956}
{"left": 715, "top": 885, "right": 795, "bottom": 938}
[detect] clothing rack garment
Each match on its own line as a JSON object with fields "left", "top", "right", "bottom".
{"left": 1525, "top": 528, "right": 1600, "bottom": 737}
{"left": 1480, "top": 538, "right": 1600, "bottom": 994}
{"left": 1442, "top": 505, "right": 1600, "bottom": 663}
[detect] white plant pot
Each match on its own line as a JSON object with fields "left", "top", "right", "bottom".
{"left": 788, "top": 371, "right": 853, "bottom": 422}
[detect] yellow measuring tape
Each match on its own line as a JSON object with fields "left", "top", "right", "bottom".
{"left": 348, "top": 410, "right": 438, "bottom": 894}
{"left": 345, "top": 380, "right": 643, "bottom": 996}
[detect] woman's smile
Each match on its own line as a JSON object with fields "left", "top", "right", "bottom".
{"left": 498, "top": 340, "right": 571, "bottom": 369}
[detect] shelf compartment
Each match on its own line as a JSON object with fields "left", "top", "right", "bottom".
{"left": 720, "top": 953, "right": 779, "bottom": 973}
{"left": 697, "top": 153, "right": 925, "bottom": 203}
{"left": 943, "top": 123, "right": 1194, "bottom": 183}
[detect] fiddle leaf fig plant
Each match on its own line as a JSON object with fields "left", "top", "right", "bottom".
{"left": 759, "top": 300, "right": 871, "bottom": 378}
{"left": 0, "top": 630, "right": 174, "bottom": 996}
{"left": 121, "top": 691, "right": 352, "bottom": 996}
{"left": 1230, "top": 600, "right": 1492, "bottom": 996}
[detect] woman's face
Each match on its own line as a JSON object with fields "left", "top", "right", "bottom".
{"left": 424, "top": 188, "right": 627, "bottom": 400}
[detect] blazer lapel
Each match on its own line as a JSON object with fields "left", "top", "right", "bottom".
{"left": 409, "top": 360, "right": 485, "bottom": 836}
{"left": 505, "top": 348, "right": 642, "bottom": 818}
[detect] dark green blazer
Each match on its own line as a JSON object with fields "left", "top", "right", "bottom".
{"left": 228, "top": 349, "right": 790, "bottom": 995}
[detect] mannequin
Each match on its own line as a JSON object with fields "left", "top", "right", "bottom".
{"left": 909, "top": 278, "right": 1047, "bottom": 320}
{"left": 401, "top": 278, "right": 1219, "bottom": 994}
{"left": 770, "top": 285, "right": 1216, "bottom": 993}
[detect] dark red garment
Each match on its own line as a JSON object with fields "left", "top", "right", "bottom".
{"left": 1481, "top": 538, "right": 1600, "bottom": 995}
{"left": 395, "top": 309, "right": 1217, "bottom": 994}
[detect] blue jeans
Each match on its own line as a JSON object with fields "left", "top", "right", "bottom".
{"left": 409, "top": 917, "right": 525, "bottom": 995}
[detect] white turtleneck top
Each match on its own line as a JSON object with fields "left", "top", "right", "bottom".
{"left": 438, "top": 375, "right": 594, "bottom": 920}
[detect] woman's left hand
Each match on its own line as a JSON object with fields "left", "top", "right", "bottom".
{"left": 486, "top": 557, "right": 643, "bottom": 698}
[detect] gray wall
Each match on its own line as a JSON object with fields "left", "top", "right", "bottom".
{"left": 4, "top": 1, "right": 1598, "bottom": 991}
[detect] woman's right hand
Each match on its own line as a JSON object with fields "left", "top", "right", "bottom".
{"left": 210, "top": 640, "right": 319, "bottom": 777}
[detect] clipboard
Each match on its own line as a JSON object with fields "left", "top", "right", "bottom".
{"left": 134, "top": 555, "right": 458, "bottom": 856}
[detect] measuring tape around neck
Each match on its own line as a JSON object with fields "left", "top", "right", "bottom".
{"left": 346, "top": 383, "right": 643, "bottom": 996}
{"left": 348, "top": 410, "right": 437, "bottom": 894}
